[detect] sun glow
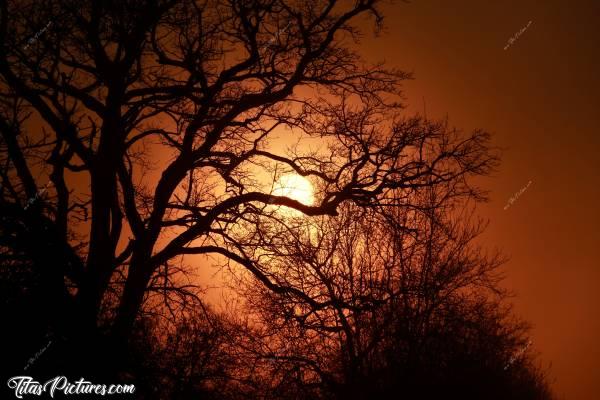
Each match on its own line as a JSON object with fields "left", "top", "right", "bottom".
{"left": 273, "top": 174, "right": 315, "bottom": 206}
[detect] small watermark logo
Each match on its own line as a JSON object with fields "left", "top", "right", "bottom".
{"left": 504, "top": 340, "right": 533, "bottom": 370}
{"left": 504, "top": 20, "right": 533, "bottom": 50}
{"left": 23, "top": 22, "right": 52, "bottom": 50}
{"left": 267, "top": 21, "right": 292, "bottom": 47}
{"left": 23, "top": 339, "right": 52, "bottom": 371}
{"left": 7, "top": 376, "right": 135, "bottom": 398}
{"left": 23, "top": 181, "right": 51, "bottom": 210}
{"left": 503, "top": 180, "right": 532, "bottom": 210}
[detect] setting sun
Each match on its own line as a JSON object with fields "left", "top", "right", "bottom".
{"left": 273, "top": 174, "right": 315, "bottom": 206}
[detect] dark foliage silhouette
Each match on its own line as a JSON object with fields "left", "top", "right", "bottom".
{"left": 228, "top": 187, "right": 555, "bottom": 400}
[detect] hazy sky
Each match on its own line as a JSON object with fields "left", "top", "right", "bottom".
{"left": 355, "top": 1, "right": 600, "bottom": 398}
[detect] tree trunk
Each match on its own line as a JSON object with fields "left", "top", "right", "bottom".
{"left": 111, "top": 251, "right": 154, "bottom": 359}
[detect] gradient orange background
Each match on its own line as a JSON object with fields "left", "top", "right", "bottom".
{"left": 355, "top": 1, "right": 600, "bottom": 398}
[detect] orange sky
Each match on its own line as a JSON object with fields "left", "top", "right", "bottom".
{"left": 355, "top": 1, "right": 600, "bottom": 398}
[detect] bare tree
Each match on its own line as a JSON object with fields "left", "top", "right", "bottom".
{"left": 233, "top": 187, "right": 555, "bottom": 399}
{"left": 0, "top": 0, "right": 498, "bottom": 378}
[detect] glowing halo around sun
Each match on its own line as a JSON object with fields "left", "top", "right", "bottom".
{"left": 272, "top": 174, "right": 315, "bottom": 207}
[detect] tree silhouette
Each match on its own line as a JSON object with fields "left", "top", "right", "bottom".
{"left": 0, "top": 1, "right": 554, "bottom": 398}
{"left": 233, "top": 192, "right": 554, "bottom": 399}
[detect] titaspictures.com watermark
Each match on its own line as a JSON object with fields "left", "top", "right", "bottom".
{"left": 7, "top": 376, "right": 135, "bottom": 398}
